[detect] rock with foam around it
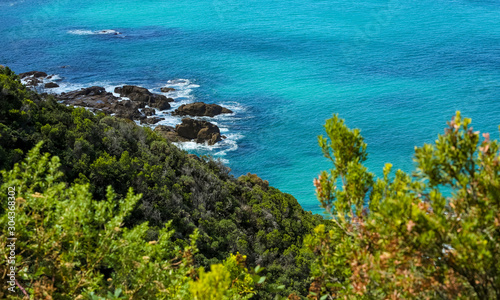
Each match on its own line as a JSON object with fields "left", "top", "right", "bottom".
{"left": 172, "top": 102, "right": 233, "bottom": 117}
{"left": 175, "top": 118, "right": 222, "bottom": 145}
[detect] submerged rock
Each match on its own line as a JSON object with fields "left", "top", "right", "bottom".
{"left": 160, "top": 87, "right": 176, "bottom": 93}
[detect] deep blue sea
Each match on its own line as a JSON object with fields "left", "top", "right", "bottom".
{"left": 1, "top": 0, "right": 499, "bottom": 214}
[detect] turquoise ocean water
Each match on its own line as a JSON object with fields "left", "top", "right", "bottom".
{"left": 1, "top": 0, "right": 499, "bottom": 214}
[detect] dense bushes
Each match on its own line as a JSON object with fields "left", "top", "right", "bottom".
{"left": 0, "top": 143, "right": 263, "bottom": 299}
{"left": 0, "top": 66, "right": 321, "bottom": 298}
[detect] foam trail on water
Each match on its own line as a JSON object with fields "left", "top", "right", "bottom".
{"left": 67, "top": 29, "right": 123, "bottom": 36}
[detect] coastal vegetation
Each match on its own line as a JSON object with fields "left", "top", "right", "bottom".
{"left": 0, "top": 66, "right": 321, "bottom": 299}
{"left": 1, "top": 66, "right": 499, "bottom": 299}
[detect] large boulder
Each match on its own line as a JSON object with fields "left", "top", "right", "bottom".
{"left": 154, "top": 119, "right": 222, "bottom": 145}
{"left": 44, "top": 82, "right": 59, "bottom": 88}
{"left": 172, "top": 102, "right": 233, "bottom": 117}
{"left": 175, "top": 118, "right": 222, "bottom": 145}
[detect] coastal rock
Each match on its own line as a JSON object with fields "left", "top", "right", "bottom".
{"left": 57, "top": 87, "right": 142, "bottom": 121}
{"left": 140, "top": 117, "right": 164, "bottom": 125}
{"left": 154, "top": 119, "right": 222, "bottom": 145}
{"left": 176, "top": 118, "right": 222, "bottom": 145}
{"left": 109, "top": 102, "right": 142, "bottom": 120}
{"left": 160, "top": 87, "right": 176, "bottom": 93}
{"left": 44, "top": 82, "right": 59, "bottom": 88}
{"left": 154, "top": 125, "right": 189, "bottom": 143}
{"left": 59, "top": 86, "right": 110, "bottom": 99}
{"left": 151, "top": 98, "right": 171, "bottom": 110}
{"left": 56, "top": 87, "right": 119, "bottom": 109}
{"left": 19, "top": 71, "right": 48, "bottom": 79}
{"left": 142, "top": 107, "right": 156, "bottom": 116}
{"left": 172, "top": 102, "right": 233, "bottom": 117}
{"left": 114, "top": 85, "right": 174, "bottom": 110}
{"left": 24, "top": 78, "right": 42, "bottom": 86}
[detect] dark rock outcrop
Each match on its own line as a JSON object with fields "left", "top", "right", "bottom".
{"left": 19, "top": 71, "right": 47, "bottom": 78}
{"left": 57, "top": 86, "right": 118, "bottom": 104}
{"left": 153, "top": 98, "right": 171, "bottom": 110}
{"left": 24, "top": 78, "right": 42, "bottom": 87}
{"left": 56, "top": 86, "right": 174, "bottom": 124}
{"left": 154, "top": 125, "right": 189, "bottom": 143}
{"left": 172, "top": 102, "right": 233, "bottom": 117}
{"left": 176, "top": 118, "right": 222, "bottom": 145}
{"left": 19, "top": 71, "right": 49, "bottom": 87}
{"left": 140, "top": 117, "right": 164, "bottom": 125}
{"left": 44, "top": 82, "right": 59, "bottom": 88}
{"left": 160, "top": 87, "right": 176, "bottom": 93}
{"left": 57, "top": 87, "right": 145, "bottom": 121}
{"left": 142, "top": 108, "right": 156, "bottom": 116}
{"left": 114, "top": 85, "right": 174, "bottom": 110}
{"left": 110, "top": 102, "right": 143, "bottom": 120}
{"left": 154, "top": 119, "right": 222, "bottom": 145}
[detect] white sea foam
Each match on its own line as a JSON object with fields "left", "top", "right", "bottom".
{"left": 172, "top": 132, "right": 243, "bottom": 157}
{"left": 1, "top": 0, "right": 24, "bottom": 7}
{"left": 157, "top": 79, "right": 200, "bottom": 102}
{"left": 218, "top": 101, "right": 247, "bottom": 114}
{"left": 68, "top": 30, "right": 95, "bottom": 35}
{"left": 68, "top": 29, "right": 122, "bottom": 36}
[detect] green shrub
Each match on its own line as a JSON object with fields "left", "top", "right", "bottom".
{"left": 306, "top": 112, "right": 500, "bottom": 299}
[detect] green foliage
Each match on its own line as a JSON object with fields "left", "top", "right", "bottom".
{"left": 306, "top": 112, "right": 500, "bottom": 299}
{"left": 189, "top": 253, "right": 263, "bottom": 300}
{"left": 0, "top": 66, "right": 321, "bottom": 298}
{"left": 0, "top": 142, "right": 197, "bottom": 299}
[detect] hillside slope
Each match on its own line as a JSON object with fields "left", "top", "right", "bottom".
{"left": 0, "top": 66, "right": 323, "bottom": 298}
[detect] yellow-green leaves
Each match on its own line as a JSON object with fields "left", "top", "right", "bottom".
{"left": 189, "top": 253, "right": 259, "bottom": 300}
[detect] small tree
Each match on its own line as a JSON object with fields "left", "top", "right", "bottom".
{"left": 305, "top": 112, "right": 500, "bottom": 299}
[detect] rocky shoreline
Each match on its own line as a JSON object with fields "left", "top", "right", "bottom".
{"left": 20, "top": 71, "right": 233, "bottom": 146}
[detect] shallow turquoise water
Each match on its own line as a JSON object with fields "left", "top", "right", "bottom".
{"left": 2, "top": 0, "right": 499, "bottom": 214}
